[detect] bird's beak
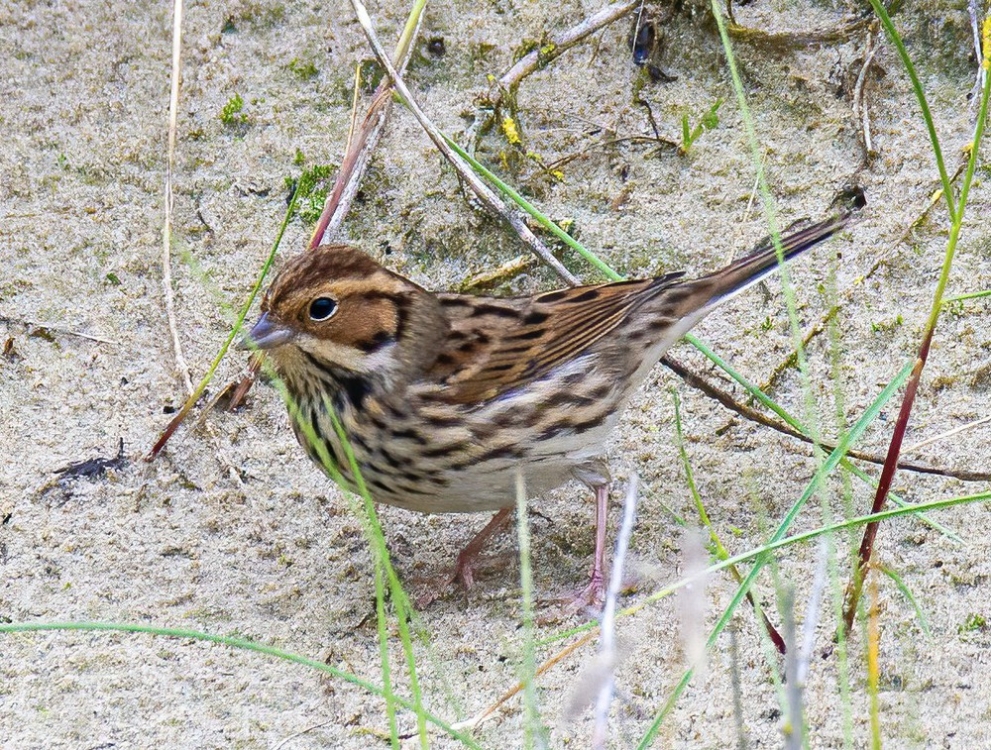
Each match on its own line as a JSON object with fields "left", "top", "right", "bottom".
{"left": 238, "top": 312, "right": 294, "bottom": 351}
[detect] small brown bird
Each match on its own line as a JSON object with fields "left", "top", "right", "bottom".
{"left": 243, "top": 215, "right": 848, "bottom": 607}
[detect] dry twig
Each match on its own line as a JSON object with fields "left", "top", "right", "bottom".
{"left": 902, "top": 414, "right": 991, "bottom": 456}
{"left": 0, "top": 316, "right": 114, "bottom": 345}
{"left": 446, "top": 633, "right": 597, "bottom": 734}
{"left": 350, "top": 0, "right": 578, "bottom": 284}
{"left": 726, "top": 14, "right": 870, "bottom": 49}
{"left": 162, "top": 0, "right": 192, "bottom": 395}
{"left": 663, "top": 355, "right": 991, "bottom": 482}
{"left": 310, "top": 5, "right": 426, "bottom": 246}
{"left": 498, "top": 0, "right": 641, "bottom": 91}
{"left": 969, "top": 0, "right": 987, "bottom": 108}
{"left": 592, "top": 474, "right": 639, "bottom": 748}
{"left": 852, "top": 27, "right": 880, "bottom": 157}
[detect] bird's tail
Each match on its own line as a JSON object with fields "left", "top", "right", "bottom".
{"left": 697, "top": 213, "right": 850, "bottom": 307}
{"left": 643, "top": 212, "right": 850, "bottom": 348}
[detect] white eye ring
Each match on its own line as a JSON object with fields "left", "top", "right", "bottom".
{"left": 308, "top": 297, "right": 338, "bottom": 321}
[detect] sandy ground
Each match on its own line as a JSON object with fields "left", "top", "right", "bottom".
{"left": 2, "top": 0, "right": 990, "bottom": 747}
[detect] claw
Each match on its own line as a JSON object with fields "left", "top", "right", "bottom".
{"left": 414, "top": 508, "right": 514, "bottom": 608}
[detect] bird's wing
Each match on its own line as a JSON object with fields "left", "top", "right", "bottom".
{"left": 425, "top": 275, "right": 683, "bottom": 404}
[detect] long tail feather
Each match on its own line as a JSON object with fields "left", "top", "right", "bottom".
{"left": 704, "top": 213, "right": 850, "bottom": 304}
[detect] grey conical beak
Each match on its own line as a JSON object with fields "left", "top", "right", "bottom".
{"left": 238, "top": 312, "right": 294, "bottom": 350}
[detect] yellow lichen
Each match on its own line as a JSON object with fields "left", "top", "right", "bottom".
{"left": 501, "top": 116, "right": 522, "bottom": 145}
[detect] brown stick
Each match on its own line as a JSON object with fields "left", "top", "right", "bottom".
{"left": 311, "top": 6, "right": 427, "bottom": 246}
{"left": 497, "top": 1, "right": 641, "bottom": 91}
{"left": 309, "top": 87, "right": 395, "bottom": 248}
{"left": 662, "top": 355, "right": 991, "bottom": 482}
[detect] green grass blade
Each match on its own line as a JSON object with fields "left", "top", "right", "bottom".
{"left": 0, "top": 621, "right": 485, "bottom": 749}
{"left": 866, "top": 0, "right": 957, "bottom": 221}
{"left": 879, "top": 565, "right": 930, "bottom": 636}
{"left": 636, "top": 357, "right": 913, "bottom": 747}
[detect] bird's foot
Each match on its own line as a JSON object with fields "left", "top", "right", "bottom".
{"left": 413, "top": 548, "right": 512, "bottom": 609}
{"left": 413, "top": 509, "right": 515, "bottom": 609}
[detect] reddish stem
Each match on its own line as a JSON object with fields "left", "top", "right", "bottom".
{"left": 842, "top": 328, "right": 933, "bottom": 632}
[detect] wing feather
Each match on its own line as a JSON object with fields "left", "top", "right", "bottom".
{"left": 427, "top": 275, "right": 683, "bottom": 404}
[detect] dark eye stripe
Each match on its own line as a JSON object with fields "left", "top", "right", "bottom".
{"left": 355, "top": 330, "right": 395, "bottom": 353}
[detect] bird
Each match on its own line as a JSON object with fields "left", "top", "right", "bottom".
{"left": 241, "top": 213, "right": 848, "bottom": 608}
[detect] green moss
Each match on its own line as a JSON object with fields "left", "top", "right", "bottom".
{"left": 469, "top": 41, "right": 497, "bottom": 71}
{"left": 285, "top": 163, "right": 336, "bottom": 225}
{"left": 959, "top": 613, "right": 988, "bottom": 633}
{"left": 512, "top": 38, "right": 540, "bottom": 64}
{"left": 219, "top": 93, "right": 249, "bottom": 127}
{"left": 235, "top": 2, "right": 285, "bottom": 28}
{"left": 870, "top": 314, "right": 903, "bottom": 333}
{"left": 288, "top": 58, "right": 318, "bottom": 80}
{"left": 357, "top": 58, "right": 386, "bottom": 93}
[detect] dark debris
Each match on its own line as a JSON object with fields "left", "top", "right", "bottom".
{"left": 54, "top": 438, "right": 128, "bottom": 481}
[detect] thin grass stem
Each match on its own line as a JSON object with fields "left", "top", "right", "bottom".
{"left": 0, "top": 621, "right": 484, "bottom": 749}
{"left": 515, "top": 470, "right": 543, "bottom": 748}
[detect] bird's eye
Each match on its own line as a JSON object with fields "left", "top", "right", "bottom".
{"left": 309, "top": 297, "right": 338, "bottom": 321}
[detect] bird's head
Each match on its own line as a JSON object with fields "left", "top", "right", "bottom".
{"left": 242, "top": 245, "right": 447, "bottom": 382}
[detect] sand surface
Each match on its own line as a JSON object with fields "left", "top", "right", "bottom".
{"left": 2, "top": 1, "right": 990, "bottom": 747}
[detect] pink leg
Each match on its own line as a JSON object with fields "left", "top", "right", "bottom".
{"left": 415, "top": 508, "right": 513, "bottom": 608}
{"left": 453, "top": 507, "right": 513, "bottom": 589}
{"left": 570, "top": 482, "right": 610, "bottom": 610}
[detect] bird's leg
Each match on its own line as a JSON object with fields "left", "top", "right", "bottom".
{"left": 452, "top": 507, "right": 514, "bottom": 589}
{"left": 415, "top": 508, "right": 513, "bottom": 608}
{"left": 569, "top": 481, "right": 610, "bottom": 609}
{"left": 569, "top": 463, "right": 612, "bottom": 611}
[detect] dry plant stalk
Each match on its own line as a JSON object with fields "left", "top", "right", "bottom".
{"left": 664, "top": 355, "right": 991, "bottom": 482}
{"left": 162, "top": 0, "right": 192, "bottom": 396}
{"left": 498, "top": 0, "right": 641, "bottom": 91}
{"left": 592, "top": 474, "right": 639, "bottom": 748}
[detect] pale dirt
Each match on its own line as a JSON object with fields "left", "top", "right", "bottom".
{"left": 2, "top": 1, "right": 990, "bottom": 748}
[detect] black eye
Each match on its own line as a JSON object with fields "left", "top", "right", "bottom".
{"left": 309, "top": 297, "right": 338, "bottom": 321}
